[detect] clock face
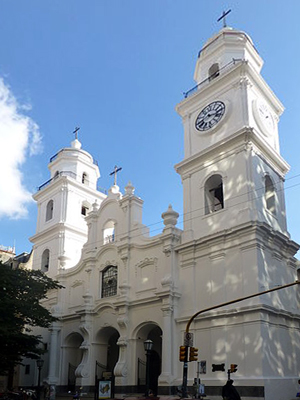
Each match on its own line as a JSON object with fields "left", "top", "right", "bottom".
{"left": 195, "top": 101, "right": 226, "bottom": 131}
{"left": 256, "top": 100, "right": 275, "bottom": 134}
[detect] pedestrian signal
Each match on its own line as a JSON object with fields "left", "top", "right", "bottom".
{"left": 212, "top": 363, "right": 225, "bottom": 372}
{"left": 189, "top": 347, "right": 198, "bottom": 362}
{"left": 230, "top": 364, "right": 238, "bottom": 373}
{"left": 179, "top": 346, "right": 187, "bottom": 362}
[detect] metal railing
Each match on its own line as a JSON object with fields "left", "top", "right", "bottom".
{"left": 137, "top": 357, "right": 146, "bottom": 391}
{"left": 103, "top": 234, "right": 115, "bottom": 245}
{"left": 183, "top": 58, "right": 244, "bottom": 98}
{"left": 38, "top": 171, "right": 108, "bottom": 195}
{"left": 97, "top": 185, "right": 108, "bottom": 195}
{"left": 38, "top": 171, "right": 76, "bottom": 191}
{"left": 68, "top": 363, "right": 77, "bottom": 392}
{"left": 49, "top": 148, "right": 98, "bottom": 166}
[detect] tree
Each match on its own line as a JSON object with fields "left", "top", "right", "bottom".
{"left": 0, "top": 262, "right": 63, "bottom": 375}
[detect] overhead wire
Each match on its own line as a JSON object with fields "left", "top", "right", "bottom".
{"left": 35, "top": 171, "right": 300, "bottom": 262}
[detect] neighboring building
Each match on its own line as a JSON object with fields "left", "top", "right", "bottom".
{"left": 19, "top": 27, "right": 300, "bottom": 400}
{"left": 7, "top": 252, "right": 32, "bottom": 270}
{"left": 0, "top": 245, "right": 15, "bottom": 265}
{"left": 0, "top": 245, "right": 31, "bottom": 270}
{"left": 0, "top": 246, "right": 31, "bottom": 393}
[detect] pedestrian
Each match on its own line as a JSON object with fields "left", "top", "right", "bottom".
{"left": 73, "top": 392, "right": 79, "bottom": 400}
{"left": 222, "top": 379, "right": 241, "bottom": 400}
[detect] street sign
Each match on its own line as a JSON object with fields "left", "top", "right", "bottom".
{"left": 199, "top": 360, "right": 206, "bottom": 374}
{"left": 184, "top": 332, "right": 194, "bottom": 347}
{"left": 212, "top": 363, "right": 225, "bottom": 372}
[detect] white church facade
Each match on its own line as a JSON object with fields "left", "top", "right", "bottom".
{"left": 19, "top": 27, "right": 300, "bottom": 400}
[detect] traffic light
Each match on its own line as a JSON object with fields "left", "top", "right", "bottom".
{"left": 212, "top": 363, "right": 225, "bottom": 372}
{"left": 179, "top": 346, "right": 187, "bottom": 362}
{"left": 189, "top": 347, "right": 198, "bottom": 362}
{"left": 230, "top": 364, "right": 238, "bottom": 373}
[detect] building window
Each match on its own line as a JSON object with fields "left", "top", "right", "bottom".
{"left": 41, "top": 249, "right": 50, "bottom": 272}
{"left": 204, "top": 174, "right": 224, "bottom": 214}
{"left": 81, "top": 201, "right": 90, "bottom": 216}
{"left": 25, "top": 365, "right": 30, "bottom": 375}
{"left": 208, "top": 63, "right": 220, "bottom": 81}
{"left": 103, "top": 221, "right": 115, "bottom": 244}
{"left": 81, "top": 206, "right": 88, "bottom": 216}
{"left": 101, "top": 266, "right": 118, "bottom": 298}
{"left": 82, "top": 172, "right": 88, "bottom": 185}
{"left": 265, "top": 175, "right": 276, "bottom": 214}
{"left": 46, "top": 200, "right": 54, "bottom": 221}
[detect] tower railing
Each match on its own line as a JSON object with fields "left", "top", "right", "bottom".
{"left": 38, "top": 171, "right": 76, "bottom": 191}
{"left": 49, "top": 148, "right": 98, "bottom": 166}
{"left": 183, "top": 58, "right": 244, "bottom": 98}
{"left": 37, "top": 170, "right": 108, "bottom": 194}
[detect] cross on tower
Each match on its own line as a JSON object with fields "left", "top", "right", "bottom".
{"left": 73, "top": 126, "right": 80, "bottom": 140}
{"left": 217, "top": 9, "right": 231, "bottom": 28}
{"left": 110, "top": 165, "right": 122, "bottom": 186}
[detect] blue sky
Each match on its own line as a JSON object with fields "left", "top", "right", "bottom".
{"left": 0, "top": 0, "right": 300, "bottom": 257}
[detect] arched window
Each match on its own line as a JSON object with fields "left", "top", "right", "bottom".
{"left": 265, "top": 175, "right": 276, "bottom": 214}
{"left": 204, "top": 174, "right": 224, "bottom": 214}
{"left": 81, "top": 201, "right": 90, "bottom": 216}
{"left": 46, "top": 200, "right": 54, "bottom": 221}
{"left": 208, "top": 63, "right": 220, "bottom": 81}
{"left": 41, "top": 249, "right": 50, "bottom": 272}
{"left": 82, "top": 172, "right": 88, "bottom": 185}
{"left": 101, "top": 265, "right": 118, "bottom": 298}
{"left": 103, "top": 220, "right": 115, "bottom": 244}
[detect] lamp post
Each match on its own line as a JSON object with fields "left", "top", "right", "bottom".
{"left": 144, "top": 339, "right": 153, "bottom": 397}
{"left": 36, "top": 359, "right": 44, "bottom": 400}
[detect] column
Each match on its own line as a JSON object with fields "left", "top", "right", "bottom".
{"left": 48, "top": 323, "right": 61, "bottom": 385}
{"left": 159, "top": 306, "right": 174, "bottom": 384}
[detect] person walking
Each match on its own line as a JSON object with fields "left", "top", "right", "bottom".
{"left": 222, "top": 379, "right": 241, "bottom": 400}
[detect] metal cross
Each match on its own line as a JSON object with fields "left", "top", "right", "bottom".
{"left": 110, "top": 165, "right": 122, "bottom": 186}
{"left": 73, "top": 126, "right": 80, "bottom": 140}
{"left": 217, "top": 9, "right": 231, "bottom": 28}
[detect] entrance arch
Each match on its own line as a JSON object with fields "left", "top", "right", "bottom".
{"left": 95, "top": 327, "right": 120, "bottom": 380}
{"left": 63, "top": 332, "right": 84, "bottom": 391}
{"left": 135, "top": 324, "right": 162, "bottom": 396}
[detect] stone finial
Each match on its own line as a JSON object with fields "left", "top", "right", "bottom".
{"left": 125, "top": 181, "right": 135, "bottom": 196}
{"left": 92, "top": 200, "right": 99, "bottom": 212}
{"left": 161, "top": 204, "right": 179, "bottom": 227}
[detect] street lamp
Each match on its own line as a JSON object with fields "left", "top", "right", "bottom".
{"left": 144, "top": 339, "right": 153, "bottom": 397}
{"left": 36, "top": 359, "right": 44, "bottom": 400}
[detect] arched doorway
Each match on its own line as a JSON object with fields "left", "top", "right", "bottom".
{"left": 136, "top": 324, "right": 162, "bottom": 396}
{"left": 95, "top": 327, "right": 120, "bottom": 383}
{"left": 64, "top": 332, "right": 84, "bottom": 391}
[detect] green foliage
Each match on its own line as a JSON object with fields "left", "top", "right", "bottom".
{"left": 0, "top": 262, "right": 63, "bottom": 375}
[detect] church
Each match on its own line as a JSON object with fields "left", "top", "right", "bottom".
{"left": 18, "top": 25, "right": 300, "bottom": 400}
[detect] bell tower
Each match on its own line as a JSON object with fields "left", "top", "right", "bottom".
{"left": 175, "top": 27, "right": 289, "bottom": 242}
{"left": 175, "top": 27, "right": 299, "bottom": 399}
{"left": 30, "top": 137, "right": 106, "bottom": 277}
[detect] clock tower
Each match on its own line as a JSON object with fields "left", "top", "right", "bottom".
{"left": 175, "top": 27, "right": 299, "bottom": 399}
{"left": 175, "top": 27, "right": 288, "bottom": 242}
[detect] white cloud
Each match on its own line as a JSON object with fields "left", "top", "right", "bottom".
{"left": 0, "top": 78, "right": 42, "bottom": 219}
